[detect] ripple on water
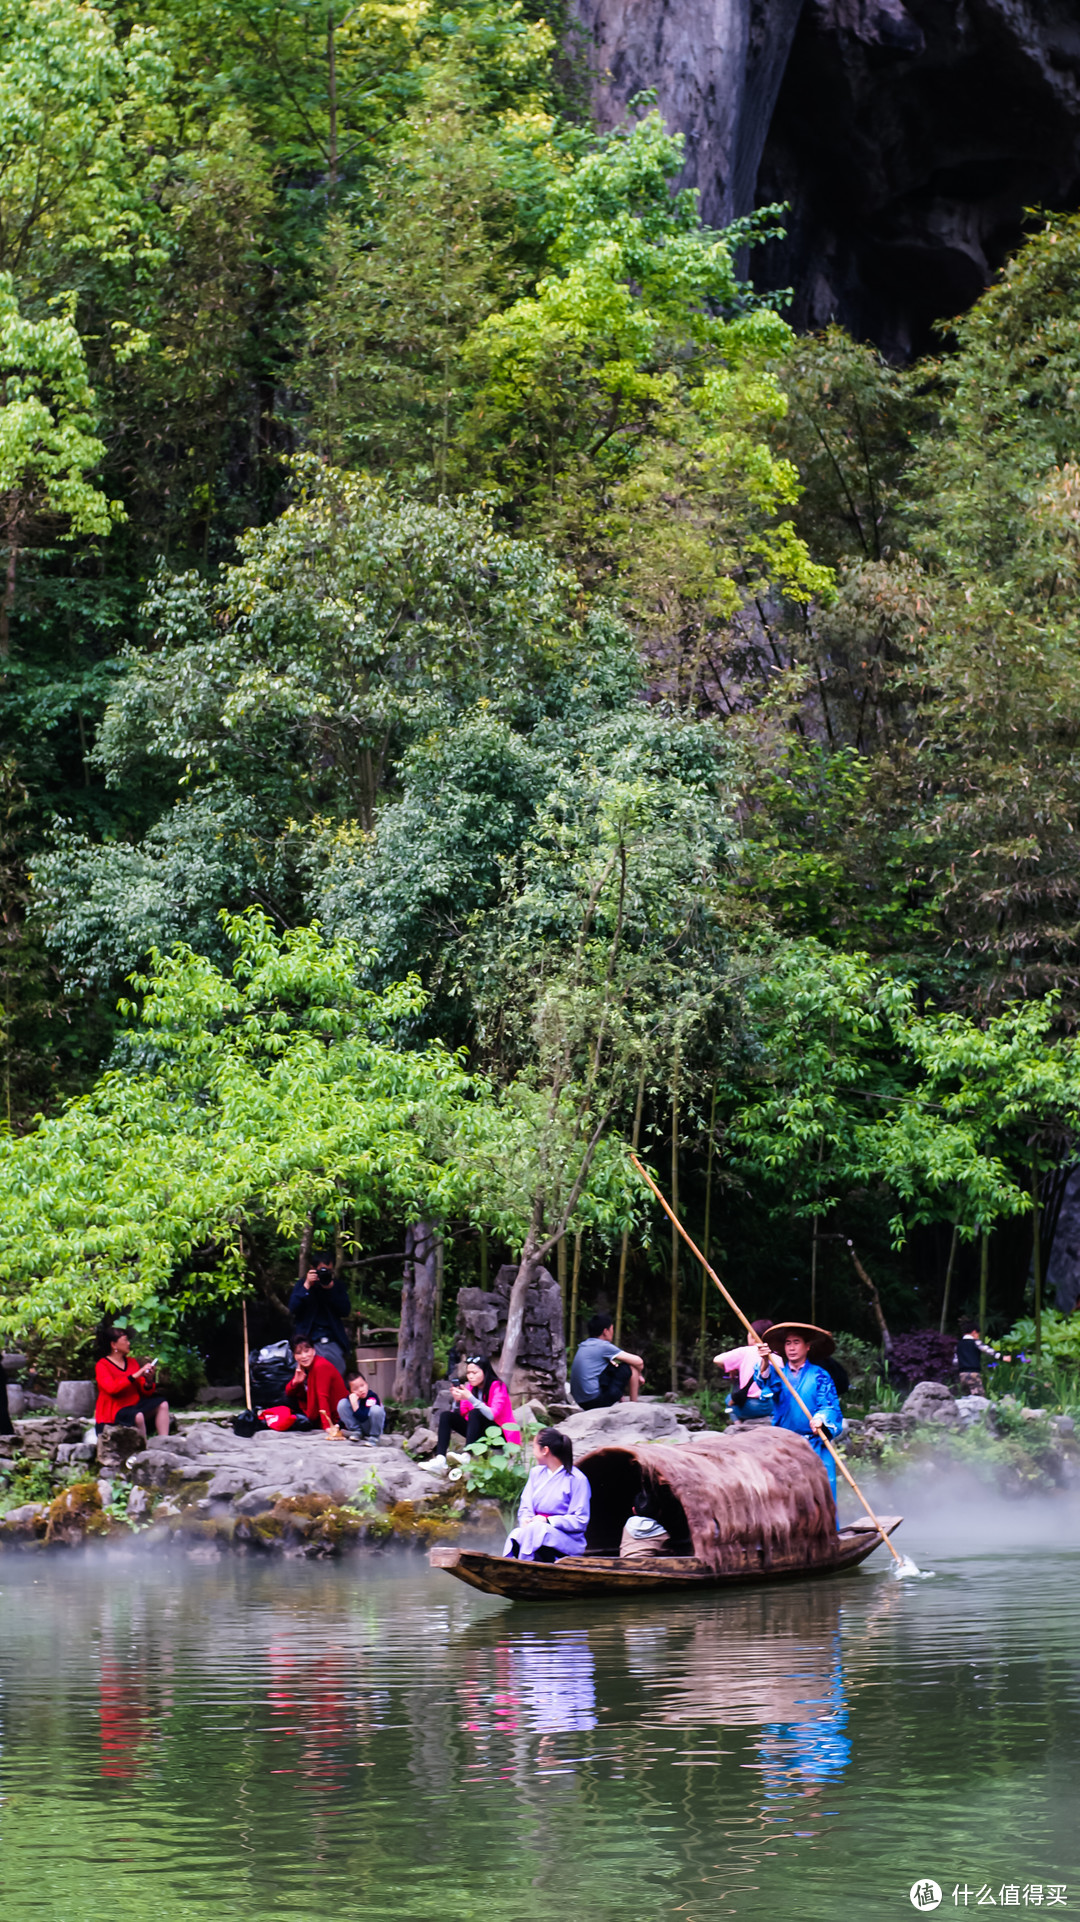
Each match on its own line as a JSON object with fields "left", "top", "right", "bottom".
{"left": 0, "top": 1536, "right": 1077, "bottom": 1922}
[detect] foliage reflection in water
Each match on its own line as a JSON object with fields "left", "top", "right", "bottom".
{"left": 0, "top": 1509, "right": 1077, "bottom": 1921}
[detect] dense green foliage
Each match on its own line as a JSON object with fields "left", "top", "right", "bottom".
{"left": 3, "top": 0, "right": 1080, "bottom": 1377}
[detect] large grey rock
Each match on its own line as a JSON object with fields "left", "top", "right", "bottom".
{"left": 55, "top": 1440, "right": 98, "bottom": 1465}
{"left": 863, "top": 1411, "right": 915, "bottom": 1435}
{"left": 205, "top": 1468, "right": 263, "bottom": 1502}
{"left": 955, "top": 1395, "right": 994, "bottom": 1428}
{"left": 130, "top": 1450, "right": 207, "bottom": 1487}
{"left": 368, "top": 1453, "right": 440, "bottom": 1506}
{"left": 903, "top": 1380, "right": 960, "bottom": 1426}
{"left": 97, "top": 1425, "right": 146, "bottom": 1473}
{"left": 572, "top": 0, "right": 1080, "bottom": 359}
{"left": 6, "top": 1384, "right": 26, "bottom": 1419}
{"left": 561, "top": 1401, "right": 686, "bottom": 1455}
{"left": 56, "top": 1380, "right": 96, "bottom": 1418}
{"left": 234, "top": 1485, "right": 291, "bottom": 1514}
{"left": 196, "top": 1385, "right": 245, "bottom": 1404}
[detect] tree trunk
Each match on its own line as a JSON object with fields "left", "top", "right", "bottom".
{"left": 496, "top": 1220, "right": 542, "bottom": 1384}
{"left": 393, "top": 1222, "right": 439, "bottom": 1402}
{"left": 0, "top": 541, "right": 16, "bottom": 656}
{"left": 846, "top": 1239, "right": 893, "bottom": 1355}
{"left": 297, "top": 1216, "right": 315, "bottom": 1279}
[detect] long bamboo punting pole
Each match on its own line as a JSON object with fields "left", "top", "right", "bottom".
{"left": 242, "top": 1298, "right": 252, "bottom": 1412}
{"left": 630, "top": 1153, "right": 903, "bottom": 1567}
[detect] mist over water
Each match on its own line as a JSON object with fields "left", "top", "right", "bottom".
{"left": 0, "top": 1513, "right": 1077, "bottom": 1922}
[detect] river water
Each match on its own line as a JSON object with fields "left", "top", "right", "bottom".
{"left": 0, "top": 1498, "right": 1077, "bottom": 1922}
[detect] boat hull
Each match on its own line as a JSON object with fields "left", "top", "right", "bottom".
{"left": 429, "top": 1516, "right": 903, "bottom": 1600}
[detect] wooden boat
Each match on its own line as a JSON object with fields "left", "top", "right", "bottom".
{"left": 430, "top": 1424, "right": 902, "bottom": 1602}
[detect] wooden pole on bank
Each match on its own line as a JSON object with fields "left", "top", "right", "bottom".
{"left": 630, "top": 1153, "right": 904, "bottom": 1567}
{"left": 242, "top": 1299, "right": 252, "bottom": 1411}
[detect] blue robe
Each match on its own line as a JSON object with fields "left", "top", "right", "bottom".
{"left": 769, "top": 1360, "right": 843, "bottom": 1501}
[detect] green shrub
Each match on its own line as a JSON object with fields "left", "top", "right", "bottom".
{"left": 1001, "top": 1309, "right": 1080, "bottom": 1364}
{"left": 451, "top": 1425, "right": 532, "bottom": 1504}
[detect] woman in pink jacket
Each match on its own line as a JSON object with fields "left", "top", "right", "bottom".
{"left": 714, "top": 1317, "right": 778, "bottom": 1423}
{"left": 429, "top": 1356, "right": 521, "bottom": 1471}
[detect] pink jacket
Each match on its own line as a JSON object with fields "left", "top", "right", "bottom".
{"left": 715, "top": 1343, "right": 767, "bottom": 1398}
{"left": 458, "top": 1377, "right": 521, "bottom": 1443}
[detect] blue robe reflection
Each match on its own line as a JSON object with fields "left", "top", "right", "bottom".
{"left": 757, "top": 1638, "right": 850, "bottom": 1799}
{"left": 770, "top": 1359, "right": 843, "bottom": 1501}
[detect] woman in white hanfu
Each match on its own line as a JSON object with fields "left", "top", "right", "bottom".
{"left": 504, "top": 1429, "right": 591, "bottom": 1563}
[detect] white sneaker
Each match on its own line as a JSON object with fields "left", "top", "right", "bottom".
{"left": 423, "top": 1454, "right": 449, "bottom": 1474}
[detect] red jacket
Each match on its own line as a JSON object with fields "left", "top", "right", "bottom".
{"left": 287, "top": 1354, "right": 348, "bottom": 1430}
{"left": 95, "top": 1355, "right": 150, "bottom": 1424}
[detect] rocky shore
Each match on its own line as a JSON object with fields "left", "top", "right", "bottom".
{"left": 0, "top": 1397, "right": 698, "bottom": 1557}
{"left": 2, "top": 1380, "right": 1075, "bottom": 1556}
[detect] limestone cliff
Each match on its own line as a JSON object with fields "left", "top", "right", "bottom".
{"left": 573, "top": 0, "right": 1080, "bottom": 354}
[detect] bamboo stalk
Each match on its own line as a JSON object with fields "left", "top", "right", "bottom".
{"left": 242, "top": 1299, "right": 252, "bottom": 1412}
{"left": 979, "top": 1228, "right": 989, "bottom": 1358}
{"left": 1031, "top": 1164, "right": 1042, "bottom": 1362}
{"left": 698, "top": 1083, "right": 717, "bottom": 1384}
{"left": 938, "top": 1222, "right": 958, "bottom": 1336}
{"left": 631, "top": 1154, "right": 903, "bottom": 1566}
{"left": 615, "top": 1061, "right": 646, "bottom": 1343}
{"left": 670, "top": 1058, "right": 679, "bottom": 1393}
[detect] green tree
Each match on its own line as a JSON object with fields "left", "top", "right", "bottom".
{"left": 299, "top": 71, "right": 518, "bottom": 489}
{"left": 0, "top": 911, "right": 488, "bottom": 1343}
{"left": 0, "top": 0, "right": 169, "bottom": 291}
{"left": 462, "top": 112, "right": 790, "bottom": 540}
{"left": 0, "top": 275, "right": 122, "bottom": 648}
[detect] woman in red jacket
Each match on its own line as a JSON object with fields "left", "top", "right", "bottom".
{"left": 94, "top": 1324, "right": 170, "bottom": 1437}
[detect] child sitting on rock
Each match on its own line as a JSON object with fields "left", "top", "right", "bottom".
{"left": 337, "top": 1370, "right": 385, "bottom": 1445}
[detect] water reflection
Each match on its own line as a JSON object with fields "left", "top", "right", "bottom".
{"left": 755, "top": 1632, "right": 849, "bottom": 1798}
{"left": 0, "top": 1551, "right": 1075, "bottom": 1922}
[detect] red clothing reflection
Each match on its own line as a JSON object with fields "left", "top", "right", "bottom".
{"left": 99, "top": 1660, "right": 149, "bottom": 1779}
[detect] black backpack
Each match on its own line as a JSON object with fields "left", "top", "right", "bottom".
{"left": 249, "top": 1340, "right": 295, "bottom": 1407}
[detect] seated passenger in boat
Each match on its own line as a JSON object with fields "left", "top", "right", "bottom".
{"left": 714, "top": 1317, "right": 777, "bottom": 1423}
{"left": 504, "top": 1429, "right": 591, "bottom": 1562}
{"left": 758, "top": 1322, "right": 843, "bottom": 1504}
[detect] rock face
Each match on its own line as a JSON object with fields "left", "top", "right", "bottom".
{"left": 574, "top": 0, "right": 804, "bottom": 228}
{"left": 55, "top": 1380, "right": 96, "bottom": 1419}
{"left": 561, "top": 1400, "right": 689, "bottom": 1453}
{"left": 902, "top": 1379, "right": 960, "bottom": 1424}
{"left": 572, "top": 0, "right": 1080, "bottom": 354}
{"left": 455, "top": 1263, "right": 568, "bottom": 1402}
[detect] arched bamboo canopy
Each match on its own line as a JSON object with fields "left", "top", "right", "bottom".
{"left": 579, "top": 1426, "right": 837, "bottom": 1575}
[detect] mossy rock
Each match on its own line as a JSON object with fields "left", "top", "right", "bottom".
{"left": 174, "top": 1514, "right": 235, "bottom": 1545}
{"left": 375, "top": 1500, "right": 463, "bottom": 1546}
{"left": 44, "top": 1479, "right": 111, "bottom": 1545}
{"left": 250, "top": 1514, "right": 284, "bottom": 1545}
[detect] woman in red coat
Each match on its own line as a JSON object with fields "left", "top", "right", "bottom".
{"left": 94, "top": 1324, "right": 170, "bottom": 1437}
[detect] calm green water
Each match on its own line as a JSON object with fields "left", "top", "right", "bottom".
{"left": 1, "top": 1504, "right": 1077, "bottom": 1922}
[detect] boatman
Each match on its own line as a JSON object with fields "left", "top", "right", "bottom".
{"left": 756, "top": 1321, "right": 844, "bottom": 1507}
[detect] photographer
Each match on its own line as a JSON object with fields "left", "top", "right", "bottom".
{"left": 287, "top": 1260, "right": 351, "bottom": 1377}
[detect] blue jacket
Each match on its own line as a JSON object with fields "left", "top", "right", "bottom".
{"left": 287, "top": 1273, "right": 351, "bottom": 1353}
{"left": 770, "top": 1359, "right": 843, "bottom": 1500}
